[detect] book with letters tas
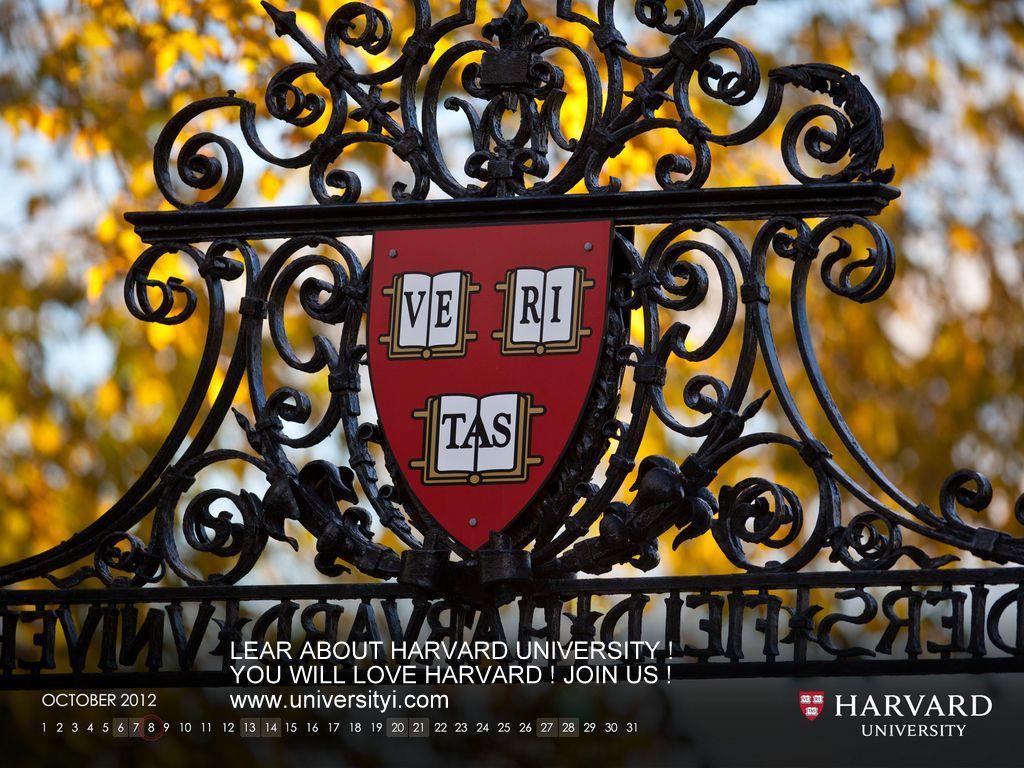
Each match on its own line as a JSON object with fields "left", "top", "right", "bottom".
{"left": 410, "top": 392, "right": 545, "bottom": 485}
{"left": 380, "top": 271, "right": 480, "bottom": 359}
{"left": 493, "top": 266, "right": 595, "bottom": 355}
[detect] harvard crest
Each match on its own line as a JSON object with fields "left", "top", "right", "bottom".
{"left": 367, "top": 222, "right": 612, "bottom": 550}
{"left": 799, "top": 691, "right": 826, "bottom": 721}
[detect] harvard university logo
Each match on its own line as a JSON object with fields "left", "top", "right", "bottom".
{"left": 367, "top": 221, "right": 611, "bottom": 551}
{"left": 800, "top": 691, "right": 826, "bottom": 721}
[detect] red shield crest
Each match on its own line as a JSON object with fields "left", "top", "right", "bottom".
{"left": 367, "top": 221, "right": 611, "bottom": 551}
{"left": 799, "top": 691, "right": 825, "bottom": 721}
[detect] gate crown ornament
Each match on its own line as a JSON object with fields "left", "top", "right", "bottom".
{"left": 150, "top": 0, "right": 893, "bottom": 210}
{"left": 3, "top": 0, "right": 1024, "bottom": 687}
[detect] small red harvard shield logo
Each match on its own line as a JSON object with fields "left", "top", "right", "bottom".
{"left": 799, "top": 691, "right": 825, "bottom": 721}
{"left": 368, "top": 221, "right": 611, "bottom": 551}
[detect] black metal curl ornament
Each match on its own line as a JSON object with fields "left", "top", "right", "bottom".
{"left": 3, "top": 0, "right": 1024, "bottom": 686}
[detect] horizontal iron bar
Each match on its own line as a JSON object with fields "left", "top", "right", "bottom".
{"left": 4, "top": 658, "right": 1024, "bottom": 691}
{"left": 125, "top": 183, "right": 900, "bottom": 243}
{"left": 1, "top": 566, "right": 1016, "bottom": 605}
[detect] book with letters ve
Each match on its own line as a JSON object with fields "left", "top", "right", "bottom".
{"left": 410, "top": 392, "right": 545, "bottom": 485}
{"left": 494, "top": 266, "right": 594, "bottom": 355}
{"left": 380, "top": 271, "right": 480, "bottom": 359}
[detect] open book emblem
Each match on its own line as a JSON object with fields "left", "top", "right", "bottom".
{"left": 379, "top": 271, "right": 480, "bottom": 359}
{"left": 410, "top": 393, "right": 545, "bottom": 485}
{"left": 494, "top": 267, "right": 595, "bottom": 355}
{"left": 367, "top": 221, "right": 613, "bottom": 551}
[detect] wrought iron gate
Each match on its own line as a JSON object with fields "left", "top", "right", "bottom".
{"left": 3, "top": 0, "right": 1024, "bottom": 689}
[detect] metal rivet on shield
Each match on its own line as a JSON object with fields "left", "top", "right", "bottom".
{"left": 388, "top": 248, "right": 398, "bottom": 258}
{"left": 468, "top": 517, "right": 478, "bottom": 527}
{"left": 584, "top": 242, "right": 593, "bottom": 251}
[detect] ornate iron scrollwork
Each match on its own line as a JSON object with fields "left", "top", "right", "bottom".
{"left": 16, "top": 205, "right": 1024, "bottom": 591}
{"left": 151, "top": 0, "right": 892, "bottom": 209}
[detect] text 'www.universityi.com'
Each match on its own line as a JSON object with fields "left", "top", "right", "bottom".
{"left": 229, "top": 691, "right": 449, "bottom": 714}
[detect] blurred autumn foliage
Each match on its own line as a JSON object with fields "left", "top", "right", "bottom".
{"left": 0, "top": 0, "right": 1023, "bottom": 578}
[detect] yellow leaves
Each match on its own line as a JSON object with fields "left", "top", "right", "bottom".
{"left": 293, "top": 10, "right": 323, "bottom": 41}
{"left": 139, "top": 21, "right": 167, "bottom": 44}
{"left": 81, "top": 20, "right": 112, "bottom": 50}
{"left": 949, "top": 224, "right": 979, "bottom": 254}
{"left": 136, "top": 374, "right": 172, "bottom": 409}
{"left": 270, "top": 37, "right": 293, "bottom": 62}
{"left": 204, "top": 36, "right": 223, "bottom": 59}
{"left": 96, "top": 214, "right": 118, "bottom": 245}
{"left": 31, "top": 418, "right": 64, "bottom": 457}
{"left": 95, "top": 380, "right": 122, "bottom": 418}
{"left": 85, "top": 266, "right": 107, "bottom": 302}
{"left": 156, "top": 45, "right": 179, "bottom": 78}
{"left": 0, "top": 393, "right": 15, "bottom": 426}
{"left": 35, "top": 110, "right": 60, "bottom": 140}
{"left": 118, "top": 230, "right": 142, "bottom": 261}
{"left": 145, "top": 319, "right": 179, "bottom": 350}
{"left": 207, "top": 366, "right": 226, "bottom": 407}
{"left": 603, "top": 135, "right": 658, "bottom": 189}
{"left": 0, "top": 490, "right": 32, "bottom": 565}
{"left": 129, "top": 163, "right": 155, "bottom": 198}
{"left": 207, "top": 0, "right": 238, "bottom": 24}
{"left": 155, "top": 31, "right": 225, "bottom": 79}
{"left": 259, "top": 170, "right": 285, "bottom": 201}
{"left": 629, "top": 309, "right": 646, "bottom": 345}
{"left": 558, "top": 64, "right": 590, "bottom": 140}
{"left": 170, "top": 91, "right": 194, "bottom": 114}
{"left": 160, "top": 0, "right": 198, "bottom": 19}
{"left": 92, "top": 215, "right": 140, "bottom": 300}
{"left": 72, "top": 131, "right": 112, "bottom": 159}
